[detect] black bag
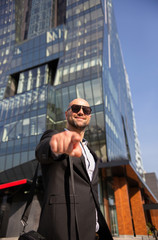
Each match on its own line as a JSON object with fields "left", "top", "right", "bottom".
{"left": 19, "top": 230, "right": 45, "bottom": 240}
{"left": 18, "top": 163, "right": 46, "bottom": 240}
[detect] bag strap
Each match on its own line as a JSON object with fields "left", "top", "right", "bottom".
{"left": 21, "top": 162, "right": 39, "bottom": 232}
{"left": 69, "top": 157, "right": 80, "bottom": 240}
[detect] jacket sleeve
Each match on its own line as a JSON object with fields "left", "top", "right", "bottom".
{"left": 35, "top": 129, "right": 66, "bottom": 164}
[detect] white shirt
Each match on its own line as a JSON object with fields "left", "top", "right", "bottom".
{"left": 80, "top": 141, "right": 95, "bottom": 181}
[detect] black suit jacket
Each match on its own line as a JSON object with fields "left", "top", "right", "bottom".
{"left": 35, "top": 130, "right": 113, "bottom": 240}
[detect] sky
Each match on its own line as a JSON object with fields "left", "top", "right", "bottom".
{"left": 112, "top": 0, "right": 158, "bottom": 176}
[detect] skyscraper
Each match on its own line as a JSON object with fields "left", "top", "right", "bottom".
{"left": 0, "top": 0, "right": 158, "bottom": 238}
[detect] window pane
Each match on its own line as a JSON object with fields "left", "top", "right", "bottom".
{"left": 62, "top": 87, "right": 69, "bottom": 112}
{"left": 7, "top": 141, "right": 14, "bottom": 154}
{"left": 13, "top": 153, "right": 20, "bottom": 167}
{"left": 29, "top": 136, "right": 37, "bottom": 150}
{"left": 2, "top": 124, "right": 9, "bottom": 142}
{"left": 16, "top": 120, "right": 22, "bottom": 139}
{"left": 23, "top": 118, "right": 30, "bottom": 137}
{"left": 5, "top": 154, "right": 13, "bottom": 169}
{"left": 37, "top": 114, "right": 46, "bottom": 135}
{"left": 0, "top": 156, "right": 5, "bottom": 171}
{"left": 30, "top": 116, "right": 37, "bottom": 135}
{"left": 0, "top": 142, "right": 7, "bottom": 155}
{"left": 55, "top": 89, "right": 62, "bottom": 117}
{"left": 8, "top": 122, "right": 16, "bottom": 140}
{"left": 69, "top": 85, "right": 76, "bottom": 101}
{"left": 92, "top": 78, "right": 103, "bottom": 105}
{"left": 21, "top": 137, "right": 29, "bottom": 151}
{"left": 84, "top": 81, "right": 93, "bottom": 106}
{"left": 20, "top": 152, "right": 28, "bottom": 164}
{"left": 14, "top": 139, "right": 22, "bottom": 152}
{"left": 76, "top": 83, "right": 84, "bottom": 99}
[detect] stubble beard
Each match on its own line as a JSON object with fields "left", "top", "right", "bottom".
{"left": 68, "top": 118, "right": 88, "bottom": 131}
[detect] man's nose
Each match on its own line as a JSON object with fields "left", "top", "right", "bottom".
{"left": 77, "top": 107, "right": 84, "bottom": 115}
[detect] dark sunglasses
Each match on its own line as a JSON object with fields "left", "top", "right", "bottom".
{"left": 67, "top": 104, "right": 92, "bottom": 115}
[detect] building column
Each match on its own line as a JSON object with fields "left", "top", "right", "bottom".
{"left": 101, "top": 168, "right": 111, "bottom": 230}
{"left": 113, "top": 177, "right": 134, "bottom": 236}
{"left": 129, "top": 187, "right": 148, "bottom": 236}
{"left": 150, "top": 209, "right": 158, "bottom": 230}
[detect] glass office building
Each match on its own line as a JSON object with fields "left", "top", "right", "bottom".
{"left": 0, "top": 0, "right": 158, "bottom": 238}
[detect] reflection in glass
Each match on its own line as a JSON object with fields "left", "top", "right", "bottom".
{"left": 0, "top": 156, "right": 5, "bottom": 171}
{"left": 23, "top": 118, "right": 30, "bottom": 137}
{"left": 55, "top": 89, "right": 62, "bottom": 118}
{"left": 29, "top": 151, "right": 35, "bottom": 160}
{"left": 29, "top": 136, "right": 37, "bottom": 150}
{"left": 38, "top": 114, "right": 46, "bottom": 135}
{"left": 84, "top": 81, "right": 93, "bottom": 106}
{"left": 16, "top": 120, "right": 22, "bottom": 139}
{"left": 5, "top": 154, "right": 13, "bottom": 170}
{"left": 30, "top": 117, "right": 37, "bottom": 135}
{"left": 13, "top": 153, "right": 20, "bottom": 167}
{"left": 7, "top": 141, "right": 14, "bottom": 154}
{"left": 14, "top": 139, "right": 22, "bottom": 153}
{"left": 92, "top": 78, "right": 102, "bottom": 105}
{"left": 21, "top": 137, "right": 29, "bottom": 152}
{"left": 20, "top": 151, "right": 28, "bottom": 164}
{"left": 69, "top": 85, "right": 76, "bottom": 101}
{"left": 19, "top": 95, "right": 26, "bottom": 114}
{"left": 62, "top": 87, "right": 69, "bottom": 112}
{"left": 38, "top": 87, "right": 46, "bottom": 109}
{"left": 76, "top": 83, "right": 84, "bottom": 99}
{"left": 2, "top": 125, "right": 9, "bottom": 142}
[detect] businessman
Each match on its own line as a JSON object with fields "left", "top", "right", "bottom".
{"left": 36, "top": 98, "right": 113, "bottom": 240}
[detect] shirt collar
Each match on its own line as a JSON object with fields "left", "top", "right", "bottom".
{"left": 64, "top": 128, "right": 88, "bottom": 145}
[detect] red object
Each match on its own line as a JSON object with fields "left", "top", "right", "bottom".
{"left": 0, "top": 179, "right": 27, "bottom": 190}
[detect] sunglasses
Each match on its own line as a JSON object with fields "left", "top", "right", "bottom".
{"left": 67, "top": 104, "right": 92, "bottom": 115}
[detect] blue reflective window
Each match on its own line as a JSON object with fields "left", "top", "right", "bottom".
{"left": 14, "top": 139, "right": 22, "bottom": 153}
{"left": 37, "top": 114, "right": 46, "bottom": 135}
{"left": 0, "top": 156, "right": 5, "bottom": 171}
{"left": 5, "top": 154, "right": 13, "bottom": 170}
{"left": 7, "top": 141, "right": 14, "bottom": 154}
{"left": 21, "top": 137, "right": 29, "bottom": 151}
{"left": 23, "top": 118, "right": 30, "bottom": 137}
{"left": 62, "top": 87, "right": 69, "bottom": 112}
{"left": 29, "top": 136, "right": 37, "bottom": 150}
{"left": 21, "top": 152, "right": 28, "bottom": 164}
{"left": 92, "top": 78, "right": 103, "bottom": 105}
{"left": 28, "top": 151, "right": 35, "bottom": 160}
{"left": 76, "top": 83, "right": 84, "bottom": 99}
{"left": 84, "top": 81, "right": 93, "bottom": 106}
{"left": 13, "top": 153, "right": 20, "bottom": 167}
{"left": 30, "top": 117, "right": 37, "bottom": 136}
{"left": 16, "top": 120, "right": 22, "bottom": 139}
{"left": 69, "top": 85, "right": 76, "bottom": 101}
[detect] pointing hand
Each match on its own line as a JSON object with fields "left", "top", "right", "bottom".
{"left": 49, "top": 131, "right": 82, "bottom": 157}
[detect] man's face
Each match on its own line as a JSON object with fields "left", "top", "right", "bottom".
{"left": 65, "top": 99, "right": 91, "bottom": 131}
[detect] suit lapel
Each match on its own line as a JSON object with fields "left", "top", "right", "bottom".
{"left": 72, "top": 155, "right": 90, "bottom": 183}
{"left": 72, "top": 146, "right": 99, "bottom": 183}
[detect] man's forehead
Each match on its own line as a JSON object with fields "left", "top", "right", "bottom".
{"left": 69, "top": 98, "right": 90, "bottom": 107}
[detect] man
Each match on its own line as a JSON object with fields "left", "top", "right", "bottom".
{"left": 36, "top": 98, "right": 113, "bottom": 240}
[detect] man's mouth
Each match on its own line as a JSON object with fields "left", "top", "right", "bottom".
{"left": 75, "top": 116, "right": 85, "bottom": 120}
